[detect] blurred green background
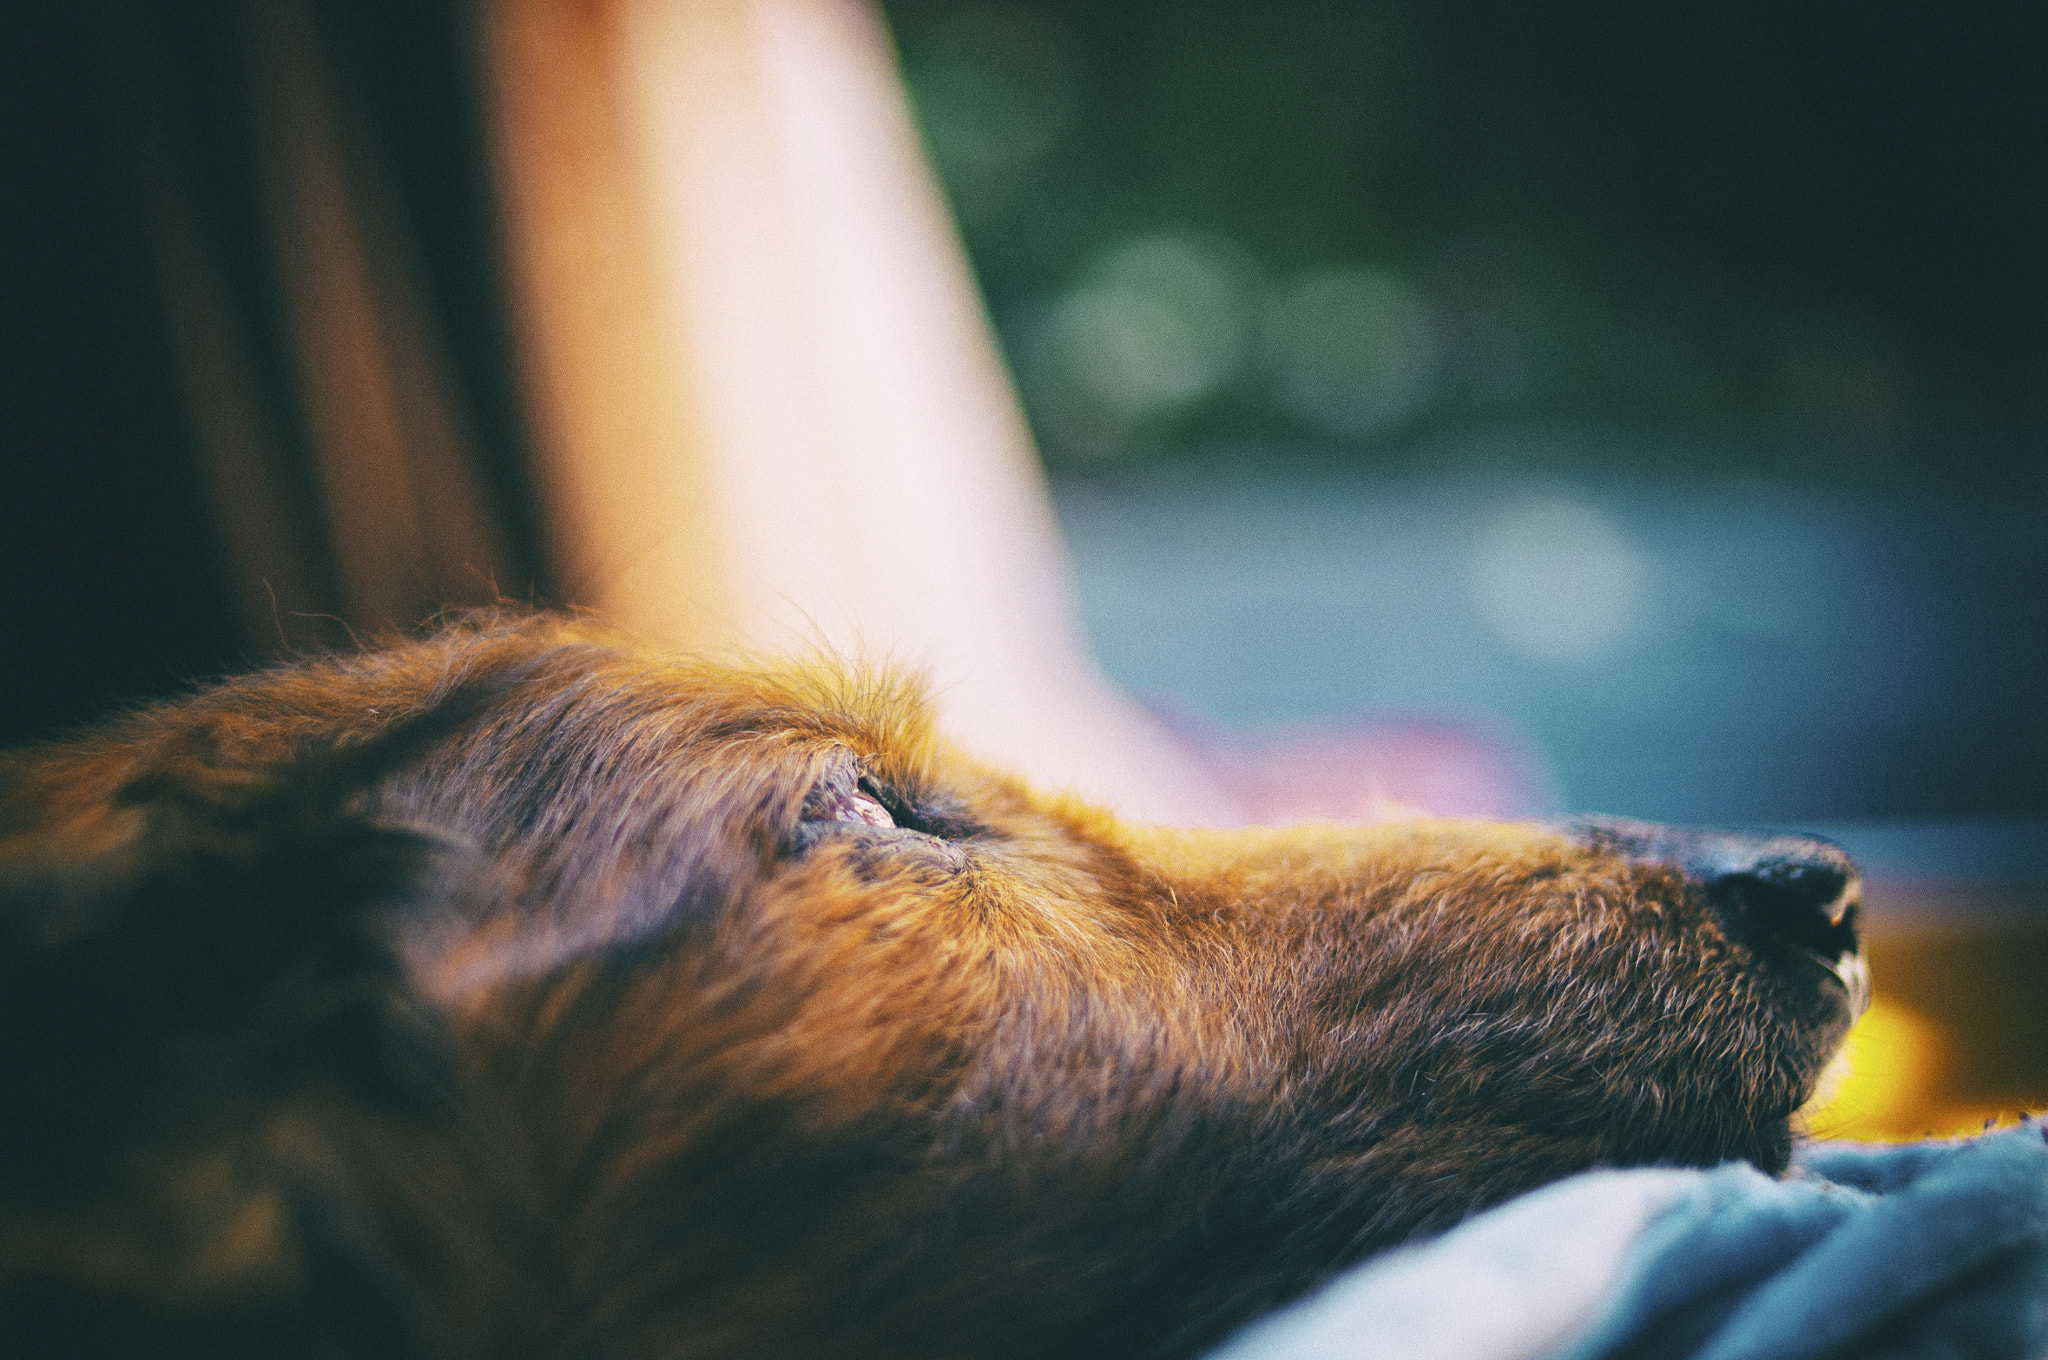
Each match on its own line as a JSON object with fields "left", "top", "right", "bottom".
{"left": 884, "top": 0, "right": 2044, "bottom": 476}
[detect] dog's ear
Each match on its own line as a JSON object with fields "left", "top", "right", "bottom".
{"left": 0, "top": 688, "right": 563, "bottom": 1359}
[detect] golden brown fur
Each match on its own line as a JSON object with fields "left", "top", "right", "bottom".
{"left": 0, "top": 614, "right": 1857, "bottom": 1359}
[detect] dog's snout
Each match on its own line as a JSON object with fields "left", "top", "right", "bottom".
{"left": 1566, "top": 815, "right": 1869, "bottom": 1014}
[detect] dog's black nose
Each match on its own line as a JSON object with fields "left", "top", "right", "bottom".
{"left": 1567, "top": 816, "right": 1868, "bottom": 1012}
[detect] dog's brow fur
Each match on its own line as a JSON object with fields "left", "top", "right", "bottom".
{"left": 0, "top": 613, "right": 1850, "bottom": 1359}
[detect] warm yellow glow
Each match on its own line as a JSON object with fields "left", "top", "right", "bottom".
{"left": 1798, "top": 994, "right": 2038, "bottom": 1141}
{"left": 1799, "top": 995, "right": 1946, "bottom": 1140}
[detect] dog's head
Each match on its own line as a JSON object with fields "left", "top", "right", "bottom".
{"left": 0, "top": 617, "right": 1865, "bottom": 1359}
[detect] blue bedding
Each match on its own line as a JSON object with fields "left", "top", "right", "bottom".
{"left": 1209, "top": 1123, "right": 2048, "bottom": 1360}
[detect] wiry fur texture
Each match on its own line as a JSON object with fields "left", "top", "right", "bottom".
{"left": 0, "top": 614, "right": 1853, "bottom": 1359}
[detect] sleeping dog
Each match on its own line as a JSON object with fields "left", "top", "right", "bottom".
{"left": 0, "top": 614, "right": 1866, "bottom": 1359}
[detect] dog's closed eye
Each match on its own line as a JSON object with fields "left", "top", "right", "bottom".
{"left": 796, "top": 765, "right": 900, "bottom": 840}
{"left": 810, "top": 779, "right": 895, "bottom": 829}
{"left": 791, "top": 766, "right": 981, "bottom": 872}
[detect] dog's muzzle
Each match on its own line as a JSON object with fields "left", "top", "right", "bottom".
{"left": 1566, "top": 816, "right": 1871, "bottom": 1020}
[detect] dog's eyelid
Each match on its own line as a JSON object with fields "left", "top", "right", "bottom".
{"left": 796, "top": 759, "right": 896, "bottom": 831}
{"left": 845, "top": 787, "right": 895, "bottom": 829}
{"left": 855, "top": 771, "right": 913, "bottom": 825}
{"left": 844, "top": 766, "right": 982, "bottom": 843}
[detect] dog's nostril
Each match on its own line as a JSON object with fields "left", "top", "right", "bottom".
{"left": 1699, "top": 857, "right": 1859, "bottom": 960}
{"left": 1566, "top": 815, "right": 1863, "bottom": 960}
{"left": 1707, "top": 857, "right": 1850, "bottom": 922}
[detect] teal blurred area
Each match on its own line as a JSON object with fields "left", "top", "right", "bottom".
{"left": 1053, "top": 456, "right": 2048, "bottom": 827}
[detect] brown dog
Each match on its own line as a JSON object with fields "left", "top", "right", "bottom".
{"left": 0, "top": 614, "right": 1866, "bottom": 1359}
